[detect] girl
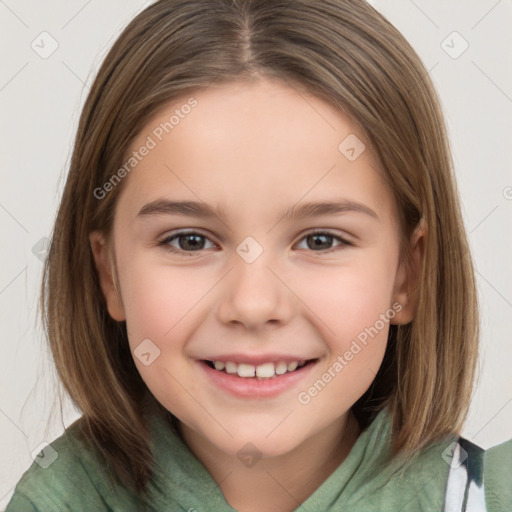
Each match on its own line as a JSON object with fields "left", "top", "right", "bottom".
{"left": 5, "top": 0, "right": 510, "bottom": 511}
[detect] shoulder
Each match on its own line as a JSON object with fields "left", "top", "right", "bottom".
{"left": 483, "top": 437, "right": 512, "bottom": 512}
{"left": 4, "top": 419, "right": 142, "bottom": 512}
{"left": 442, "top": 435, "right": 512, "bottom": 512}
{"left": 361, "top": 420, "right": 488, "bottom": 511}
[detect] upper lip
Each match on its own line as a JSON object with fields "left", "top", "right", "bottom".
{"left": 200, "top": 353, "right": 319, "bottom": 365}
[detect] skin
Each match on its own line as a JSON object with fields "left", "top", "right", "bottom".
{"left": 90, "top": 78, "right": 425, "bottom": 512}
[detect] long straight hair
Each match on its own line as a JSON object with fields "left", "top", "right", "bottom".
{"left": 42, "top": 0, "right": 479, "bottom": 496}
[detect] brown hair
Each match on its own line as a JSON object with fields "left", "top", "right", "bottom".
{"left": 42, "top": 0, "right": 479, "bottom": 497}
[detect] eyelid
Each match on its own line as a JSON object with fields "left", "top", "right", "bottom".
{"left": 294, "top": 230, "right": 353, "bottom": 252}
{"left": 158, "top": 228, "right": 219, "bottom": 249}
{"left": 157, "top": 228, "right": 353, "bottom": 256}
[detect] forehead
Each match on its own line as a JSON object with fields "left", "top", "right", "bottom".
{"left": 116, "top": 78, "right": 397, "bottom": 226}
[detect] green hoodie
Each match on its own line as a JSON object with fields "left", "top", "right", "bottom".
{"left": 4, "top": 405, "right": 511, "bottom": 511}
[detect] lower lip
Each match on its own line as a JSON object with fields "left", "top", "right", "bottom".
{"left": 198, "top": 360, "right": 318, "bottom": 399}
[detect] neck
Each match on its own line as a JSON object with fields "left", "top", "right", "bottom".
{"left": 178, "top": 410, "right": 361, "bottom": 512}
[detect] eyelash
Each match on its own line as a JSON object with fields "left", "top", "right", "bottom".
{"left": 157, "top": 230, "right": 352, "bottom": 256}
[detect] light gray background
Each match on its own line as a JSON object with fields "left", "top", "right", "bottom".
{"left": 1, "top": 0, "right": 511, "bottom": 508}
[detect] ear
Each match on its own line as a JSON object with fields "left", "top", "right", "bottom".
{"left": 390, "top": 219, "right": 426, "bottom": 325}
{"left": 89, "top": 231, "right": 126, "bottom": 321}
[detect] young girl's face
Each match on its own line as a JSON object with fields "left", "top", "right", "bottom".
{"left": 92, "top": 78, "right": 415, "bottom": 458}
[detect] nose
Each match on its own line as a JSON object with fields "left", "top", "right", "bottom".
{"left": 216, "top": 250, "right": 295, "bottom": 331}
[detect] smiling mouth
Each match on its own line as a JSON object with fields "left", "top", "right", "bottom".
{"left": 202, "top": 358, "right": 318, "bottom": 379}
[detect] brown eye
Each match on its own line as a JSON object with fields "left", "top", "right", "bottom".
{"left": 159, "top": 231, "right": 216, "bottom": 254}
{"left": 296, "top": 231, "right": 351, "bottom": 252}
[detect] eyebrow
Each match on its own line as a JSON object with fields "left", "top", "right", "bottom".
{"left": 136, "top": 199, "right": 379, "bottom": 222}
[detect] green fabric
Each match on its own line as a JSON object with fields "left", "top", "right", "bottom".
{"left": 484, "top": 438, "right": 512, "bottom": 512}
{"left": 4, "top": 406, "right": 510, "bottom": 511}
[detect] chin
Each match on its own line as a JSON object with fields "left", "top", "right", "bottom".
{"left": 206, "top": 425, "right": 306, "bottom": 459}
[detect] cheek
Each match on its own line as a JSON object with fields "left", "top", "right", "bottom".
{"left": 116, "top": 257, "right": 208, "bottom": 404}
{"left": 297, "top": 254, "right": 397, "bottom": 339}
{"left": 118, "top": 251, "right": 214, "bottom": 331}
{"left": 294, "top": 253, "right": 397, "bottom": 406}
{"left": 295, "top": 268, "right": 393, "bottom": 411}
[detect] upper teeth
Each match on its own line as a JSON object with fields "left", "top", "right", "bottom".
{"left": 212, "top": 360, "right": 306, "bottom": 378}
